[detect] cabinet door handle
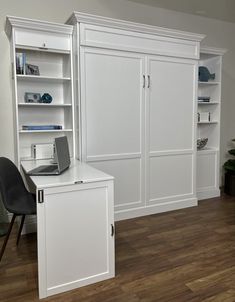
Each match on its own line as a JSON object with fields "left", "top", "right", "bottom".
{"left": 147, "top": 75, "right": 150, "bottom": 88}
{"left": 111, "top": 224, "right": 115, "bottom": 237}
{"left": 38, "top": 190, "right": 44, "bottom": 203}
{"left": 143, "top": 75, "right": 146, "bottom": 88}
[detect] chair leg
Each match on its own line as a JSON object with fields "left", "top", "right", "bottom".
{"left": 0, "top": 214, "right": 16, "bottom": 262}
{"left": 16, "top": 215, "right": 25, "bottom": 246}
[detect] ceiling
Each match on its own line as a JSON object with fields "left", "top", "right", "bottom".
{"left": 127, "top": 0, "right": 235, "bottom": 23}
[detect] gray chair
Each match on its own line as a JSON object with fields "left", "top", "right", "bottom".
{"left": 0, "top": 157, "right": 36, "bottom": 262}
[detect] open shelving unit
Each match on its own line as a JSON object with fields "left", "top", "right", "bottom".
{"left": 5, "top": 17, "right": 75, "bottom": 165}
{"left": 197, "top": 46, "right": 227, "bottom": 200}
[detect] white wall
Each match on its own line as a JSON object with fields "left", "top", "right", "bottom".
{"left": 1, "top": 0, "right": 235, "bottom": 178}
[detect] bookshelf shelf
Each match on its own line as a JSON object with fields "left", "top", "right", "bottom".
{"left": 16, "top": 75, "right": 71, "bottom": 83}
{"left": 19, "top": 129, "right": 73, "bottom": 133}
{"left": 18, "top": 103, "right": 72, "bottom": 107}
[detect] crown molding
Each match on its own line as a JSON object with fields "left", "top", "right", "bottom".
{"left": 5, "top": 16, "right": 73, "bottom": 38}
{"left": 200, "top": 46, "right": 227, "bottom": 56}
{"left": 67, "top": 11, "right": 205, "bottom": 42}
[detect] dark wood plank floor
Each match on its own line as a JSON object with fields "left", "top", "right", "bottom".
{"left": 1, "top": 195, "right": 235, "bottom": 301}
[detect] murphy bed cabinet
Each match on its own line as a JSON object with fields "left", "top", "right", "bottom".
{"left": 5, "top": 17, "right": 75, "bottom": 166}
{"left": 197, "top": 47, "right": 226, "bottom": 200}
{"left": 67, "top": 12, "right": 205, "bottom": 220}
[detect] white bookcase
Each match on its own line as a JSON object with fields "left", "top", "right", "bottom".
{"left": 197, "top": 46, "right": 227, "bottom": 200}
{"left": 5, "top": 17, "right": 75, "bottom": 165}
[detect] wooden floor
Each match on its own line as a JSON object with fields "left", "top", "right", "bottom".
{"left": 1, "top": 195, "right": 235, "bottom": 301}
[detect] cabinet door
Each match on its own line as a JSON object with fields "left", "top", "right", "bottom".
{"left": 80, "top": 48, "right": 145, "bottom": 214}
{"left": 37, "top": 181, "right": 114, "bottom": 298}
{"left": 197, "top": 150, "right": 219, "bottom": 199}
{"left": 146, "top": 56, "right": 197, "bottom": 205}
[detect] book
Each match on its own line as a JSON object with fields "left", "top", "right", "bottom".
{"left": 22, "top": 125, "right": 62, "bottom": 130}
{"left": 16, "top": 52, "right": 26, "bottom": 74}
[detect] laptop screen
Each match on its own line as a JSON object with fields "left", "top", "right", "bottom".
{"left": 55, "top": 136, "right": 71, "bottom": 172}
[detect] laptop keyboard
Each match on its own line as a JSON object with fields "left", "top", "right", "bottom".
{"left": 39, "top": 165, "right": 58, "bottom": 173}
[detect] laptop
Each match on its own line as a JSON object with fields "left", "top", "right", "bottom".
{"left": 28, "top": 136, "right": 71, "bottom": 176}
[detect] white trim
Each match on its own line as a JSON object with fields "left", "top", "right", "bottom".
{"left": 197, "top": 188, "right": 220, "bottom": 200}
{"left": 200, "top": 46, "right": 227, "bottom": 56}
{"left": 115, "top": 197, "right": 198, "bottom": 221}
{"left": 67, "top": 12, "right": 205, "bottom": 42}
{"left": 87, "top": 152, "right": 141, "bottom": 162}
{"left": 45, "top": 272, "right": 114, "bottom": 298}
{"left": 5, "top": 16, "right": 73, "bottom": 39}
{"left": 149, "top": 149, "right": 193, "bottom": 157}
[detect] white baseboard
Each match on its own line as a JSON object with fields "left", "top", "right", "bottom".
{"left": 115, "top": 197, "right": 198, "bottom": 221}
{"left": 197, "top": 189, "right": 220, "bottom": 201}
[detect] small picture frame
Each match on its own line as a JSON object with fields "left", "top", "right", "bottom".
{"left": 25, "top": 63, "right": 40, "bottom": 76}
{"left": 25, "top": 92, "right": 42, "bottom": 103}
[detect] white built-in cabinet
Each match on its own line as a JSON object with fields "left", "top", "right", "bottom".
{"left": 5, "top": 17, "right": 75, "bottom": 165}
{"left": 67, "top": 12, "right": 204, "bottom": 220}
{"left": 197, "top": 47, "right": 226, "bottom": 200}
{"left": 21, "top": 159, "right": 115, "bottom": 298}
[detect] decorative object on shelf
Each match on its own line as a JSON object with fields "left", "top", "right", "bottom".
{"left": 25, "top": 63, "right": 40, "bottom": 75}
{"left": 197, "top": 138, "right": 208, "bottom": 150}
{"left": 22, "top": 125, "right": 62, "bottom": 130}
{"left": 198, "top": 112, "right": 211, "bottom": 122}
{"left": 32, "top": 143, "right": 55, "bottom": 159}
{"left": 197, "top": 112, "right": 200, "bottom": 122}
{"left": 16, "top": 52, "right": 26, "bottom": 74}
{"left": 198, "top": 96, "right": 210, "bottom": 102}
{"left": 224, "top": 139, "right": 235, "bottom": 195}
{"left": 41, "top": 93, "right": 53, "bottom": 104}
{"left": 198, "top": 66, "right": 215, "bottom": 82}
{"left": 25, "top": 92, "right": 42, "bottom": 103}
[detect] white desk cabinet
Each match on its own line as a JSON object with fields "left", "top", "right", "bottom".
{"left": 22, "top": 159, "right": 115, "bottom": 299}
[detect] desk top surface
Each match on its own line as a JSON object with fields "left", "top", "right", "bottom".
{"left": 21, "top": 159, "right": 113, "bottom": 189}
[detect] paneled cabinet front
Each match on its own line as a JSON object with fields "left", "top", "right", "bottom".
{"left": 79, "top": 47, "right": 197, "bottom": 219}
{"left": 146, "top": 56, "right": 197, "bottom": 206}
{"left": 80, "top": 48, "right": 146, "bottom": 213}
{"left": 36, "top": 181, "right": 115, "bottom": 298}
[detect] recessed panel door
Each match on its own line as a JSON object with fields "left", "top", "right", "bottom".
{"left": 80, "top": 48, "right": 145, "bottom": 212}
{"left": 146, "top": 56, "right": 197, "bottom": 204}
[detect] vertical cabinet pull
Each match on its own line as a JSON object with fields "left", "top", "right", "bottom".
{"left": 38, "top": 190, "right": 44, "bottom": 203}
{"left": 143, "top": 75, "right": 146, "bottom": 88}
{"left": 143, "top": 75, "right": 150, "bottom": 88}
{"left": 111, "top": 224, "right": 115, "bottom": 237}
{"left": 147, "top": 75, "right": 150, "bottom": 88}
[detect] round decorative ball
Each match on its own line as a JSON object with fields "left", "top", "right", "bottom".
{"left": 197, "top": 138, "right": 208, "bottom": 150}
{"left": 41, "top": 93, "right": 53, "bottom": 104}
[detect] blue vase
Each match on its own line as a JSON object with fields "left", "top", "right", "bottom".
{"left": 199, "top": 66, "right": 215, "bottom": 82}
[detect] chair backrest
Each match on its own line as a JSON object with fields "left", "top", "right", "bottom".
{"left": 0, "top": 157, "right": 28, "bottom": 212}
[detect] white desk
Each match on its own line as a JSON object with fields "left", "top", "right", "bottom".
{"left": 21, "top": 159, "right": 115, "bottom": 299}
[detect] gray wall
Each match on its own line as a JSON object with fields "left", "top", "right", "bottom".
{"left": 1, "top": 0, "right": 235, "bottom": 180}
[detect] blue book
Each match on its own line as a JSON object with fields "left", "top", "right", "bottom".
{"left": 22, "top": 125, "right": 62, "bottom": 130}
